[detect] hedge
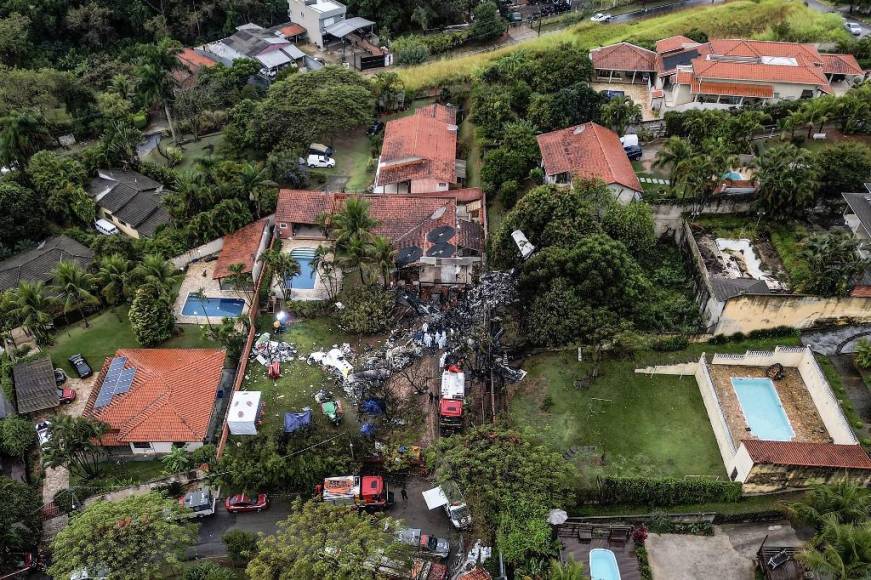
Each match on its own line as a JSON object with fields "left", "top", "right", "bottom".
{"left": 598, "top": 477, "right": 742, "bottom": 506}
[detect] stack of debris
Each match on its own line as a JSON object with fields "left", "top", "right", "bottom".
{"left": 250, "top": 333, "right": 300, "bottom": 365}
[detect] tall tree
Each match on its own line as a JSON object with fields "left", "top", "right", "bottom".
{"left": 0, "top": 110, "right": 51, "bottom": 168}
{"left": 798, "top": 516, "right": 871, "bottom": 580}
{"left": 129, "top": 284, "right": 175, "bottom": 346}
{"left": 41, "top": 415, "right": 109, "bottom": 478}
{"left": 51, "top": 260, "right": 99, "bottom": 328}
{"left": 246, "top": 499, "right": 412, "bottom": 580}
{"left": 756, "top": 143, "right": 819, "bottom": 218}
{"left": 48, "top": 492, "right": 197, "bottom": 580}
{"left": 96, "top": 254, "right": 135, "bottom": 305}
{"left": 0, "top": 181, "right": 46, "bottom": 250}
{"left": 601, "top": 96, "right": 642, "bottom": 136}
{"left": 136, "top": 38, "right": 183, "bottom": 143}
{"left": 258, "top": 249, "right": 301, "bottom": 302}
{"left": 470, "top": 1, "right": 505, "bottom": 42}
{"left": 0, "top": 476, "right": 41, "bottom": 561}
{"left": 134, "top": 254, "right": 182, "bottom": 293}
{"left": 226, "top": 263, "right": 255, "bottom": 308}
{"left": 799, "top": 233, "right": 868, "bottom": 297}
{"left": 0, "top": 416, "right": 36, "bottom": 460}
{"left": 653, "top": 136, "right": 695, "bottom": 196}
{"left": 238, "top": 162, "right": 278, "bottom": 218}
{"left": 369, "top": 236, "right": 396, "bottom": 289}
{"left": 8, "top": 281, "right": 55, "bottom": 345}
{"left": 814, "top": 141, "right": 871, "bottom": 198}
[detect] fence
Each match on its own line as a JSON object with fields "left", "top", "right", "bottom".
{"left": 695, "top": 353, "right": 737, "bottom": 461}
{"left": 215, "top": 226, "right": 277, "bottom": 459}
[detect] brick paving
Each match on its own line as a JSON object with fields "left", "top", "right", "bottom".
{"left": 709, "top": 364, "right": 829, "bottom": 445}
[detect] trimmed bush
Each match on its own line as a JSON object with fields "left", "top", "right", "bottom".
{"left": 132, "top": 111, "right": 148, "bottom": 130}
{"left": 599, "top": 477, "right": 742, "bottom": 506}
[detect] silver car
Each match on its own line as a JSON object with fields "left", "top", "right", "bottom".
{"left": 397, "top": 528, "right": 450, "bottom": 559}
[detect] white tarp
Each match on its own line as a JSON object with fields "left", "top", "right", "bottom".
{"left": 228, "top": 390, "right": 261, "bottom": 435}
{"left": 422, "top": 486, "right": 449, "bottom": 510}
{"left": 309, "top": 347, "right": 353, "bottom": 380}
{"left": 440, "top": 370, "right": 465, "bottom": 400}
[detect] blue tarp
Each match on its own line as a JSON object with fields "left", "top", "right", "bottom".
{"left": 361, "top": 398, "right": 386, "bottom": 416}
{"left": 284, "top": 410, "right": 312, "bottom": 433}
{"left": 360, "top": 422, "right": 377, "bottom": 437}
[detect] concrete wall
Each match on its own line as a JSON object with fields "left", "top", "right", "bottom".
{"left": 607, "top": 183, "right": 641, "bottom": 204}
{"left": 797, "top": 351, "right": 858, "bottom": 444}
{"left": 172, "top": 238, "right": 225, "bottom": 269}
{"left": 695, "top": 354, "right": 738, "bottom": 467}
{"left": 411, "top": 178, "right": 450, "bottom": 193}
{"left": 743, "top": 462, "right": 871, "bottom": 494}
{"left": 709, "top": 346, "right": 806, "bottom": 368}
{"left": 715, "top": 293, "right": 871, "bottom": 335}
{"left": 129, "top": 441, "right": 203, "bottom": 455}
{"left": 731, "top": 443, "right": 755, "bottom": 482}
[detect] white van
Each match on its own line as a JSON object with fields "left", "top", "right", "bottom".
{"left": 94, "top": 219, "right": 118, "bottom": 236}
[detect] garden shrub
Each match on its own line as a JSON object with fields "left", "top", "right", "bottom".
{"left": 129, "top": 285, "right": 175, "bottom": 346}
{"left": 183, "top": 561, "right": 235, "bottom": 580}
{"left": 599, "top": 477, "right": 742, "bottom": 506}
{"left": 392, "top": 36, "right": 430, "bottom": 65}
{"left": 287, "top": 299, "right": 330, "bottom": 319}
{"left": 131, "top": 111, "right": 148, "bottom": 129}
{"left": 334, "top": 285, "right": 394, "bottom": 335}
{"left": 223, "top": 529, "right": 259, "bottom": 564}
{"left": 651, "top": 335, "right": 689, "bottom": 352}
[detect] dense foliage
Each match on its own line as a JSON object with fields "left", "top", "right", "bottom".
{"left": 598, "top": 477, "right": 742, "bottom": 506}
{"left": 129, "top": 284, "right": 175, "bottom": 346}
{"left": 246, "top": 499, "right": 411, "bottom": 580}
{"left": 0, "top": 477, "right": 41, "bottom": 564}
{"left": 334, "top": 285, "right": 395, "bottom": 335}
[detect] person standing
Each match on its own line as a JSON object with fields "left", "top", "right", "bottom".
{"left": 401, "top": 487, "right": 408, "bottom": 502}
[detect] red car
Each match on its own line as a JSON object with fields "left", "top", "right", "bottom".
{"left": 57, "top": 387, "right": 76, "bottom": 404}
{"left": 224, "top": 493, "right": 269, "bottom": 513}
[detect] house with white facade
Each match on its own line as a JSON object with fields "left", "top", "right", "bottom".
{"left": 288, "top": 0, "right": 347, "bottom": 48}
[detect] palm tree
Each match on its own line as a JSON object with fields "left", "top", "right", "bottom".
{"left": 109, "top": 74, "right": 137, "bottom": 100}
{"left": 258, "top": 250, "right": 300, "bottom": 302}
{"left": 226, "top": 263, "right": 255, "bottom": 308}
{"left": 239, "top": 162, "right": 278, "bottom": 218}
{"left": 801, "top": 96, "right": 836, "bottom": 139}
{"left": 756, "top": 143, "right": 819, "bottom": 218}
{"left": 0, "top": 110, "right": 51, "bottom": 169}
{"left": 548, "top": 558, "right": 584, "bottom": 580}
{"left": 799, "top": 233, "right": 868, "bottom": 297}
{"left": 136, "top": 38, "right": 183, "bottom": 143}
{"left": 338, "top": 236, "right": 371, "bottom": 285}
{"left": 134, "top": 254, "right": 182, "bottom": 293}
{"left": 101, "top": 120, "right": 143, "bottom": 169}
{"left": 52, "top": 261, "right": 99, "bottom": 328}
{"left": 653, "top": 137, "right": 695, "bottom": 197}
{"left": 96, "top": 254, "right": 134, "bottom": 306}
{"left": 797, "top": 516, "right": 871, "bottom": 580}
{"left": 601, "top": 96, "right": 642, "bottom": 136}
{"left": 369, "top": 236, "right": 396, "bottom": 289}
{"left": 190, "top": 288, "right": 214, "bottom": 333}
{"left": 331, "top": 197, "right": 379, "bottom": 249}
{"left": 311, "top": 245, "right": 338, "bottom": 300}
{"left": 9, "top": 281, "right": 56, "bottom": 345}
{"left": 786, "top": 481, "right": 871, "bottom": 528}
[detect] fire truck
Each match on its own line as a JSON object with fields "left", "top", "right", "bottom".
{"left": 318, "top": 475, "right": 393, "bottom": 511}
{"left": 439, "top": 365, "right": 465, "bottom": 434}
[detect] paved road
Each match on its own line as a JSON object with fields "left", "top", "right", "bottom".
{"left": 804, "top": 0, "right": 869, "bottom": 37}
{"left": 192, "top": 496, "right": 294, "bottom": 558}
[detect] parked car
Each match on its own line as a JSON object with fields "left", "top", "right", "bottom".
{"left": 54, "top": 368, "right": 67, "bottom": 386}
{"left": 845, "top": 21, "right": 862, "bottom": 35}
{"left": 180, "top": 488, "right": 217, "bottom": 518}
{"left": 590, "top": 12, "right": 612, "bottom": 22}
{"left": 224, "top": 493, "right": 269, "bottom": 513}
{"left": 308, "top": 143, "right": 333, "bottom": 157}
{"left": 35, "top": 421, "right": 51, "bottom": 448}
{"left": 624, "top": 144, "right": 643, "bottom": 160}
{"left": 307, "top": 154, "right": 336, "bottom": 168}
{"left": 367, "top": 120, "right": 384, "bottom": 136}
{"left": 599, "top": 89, "right": 625, "bottom": 100}
{"left": 68, "top": 354, "right": 93, "bottom": 378}
{"left": 57, "top": 387, "right": 76, "bottom": 404}
{"left": 398, "top": 528, "right": 451, "bottom": 559}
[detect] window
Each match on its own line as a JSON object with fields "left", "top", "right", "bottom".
{"left": 173, "top": 442, "right": 186, "bottom": 448}
{"left": 800, "top": 89, "right": 814, "bottom": 99}
{"left": 279, "top": 223, "right": 287, "bottom": 229}
{"left": 132, "top": 442, "right": 151, "bottom": 450}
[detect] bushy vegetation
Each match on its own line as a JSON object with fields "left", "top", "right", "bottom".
{"left": 598, "top": 477, "right": 742, "bottom": 506}
{"left": 334, "top": 285, "right": 395, "bottom": 335}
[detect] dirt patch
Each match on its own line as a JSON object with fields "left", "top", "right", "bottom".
{"left": 647, "top": 532, "right": 754, "bottom": 580}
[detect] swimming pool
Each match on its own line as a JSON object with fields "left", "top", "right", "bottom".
{"left": 731, "top": 377, "right": 795, "bottom": 441}
{"left": 290, "top": 248, "right": 317, "bottom": 290}
{"left": 181, "top": 294, "right": 245, "bottom": 317}
{"left": 590, "top": 548, "right": 621, "bottom": 580}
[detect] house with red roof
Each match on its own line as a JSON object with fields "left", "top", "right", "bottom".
{"left": 374, "top": 104, "right": 463, "bottom": 194}
{"left": 83, "top": 349, "right": 228, "bottom": 455}
{"left": 590, "top": 42, "right": 658, "bottom": 85}
{"left": 212, "top": 218, "right": 271, "bottom": 290}
{"left": 274, "top": 189, "right": 485, "bottom": 290}
{"left": 536, "top": 122, "right": 642, "bottom": 203}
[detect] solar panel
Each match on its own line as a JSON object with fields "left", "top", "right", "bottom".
{"left": 94, "top": 357, "right": 135, "bottom": 409}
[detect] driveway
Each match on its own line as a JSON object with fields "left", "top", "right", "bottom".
{"left": 60, "top": 375, "right": 95, "bottom": 417}
{"left": 647, "top": 521, "right": 801, "bottom": 580}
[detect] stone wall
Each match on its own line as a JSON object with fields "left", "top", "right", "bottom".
{"left": 743, "top": 463, "right": 871, "bottom": 494}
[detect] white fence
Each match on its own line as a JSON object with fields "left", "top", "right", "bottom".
{"left": 695, "top": 354, "right": 737, "bottom": 463}
{"left": 710, "top": 346, "right": 806, "bottom": 368}
{"left": 798, "top": 354, "right": 858, "bottom": 444}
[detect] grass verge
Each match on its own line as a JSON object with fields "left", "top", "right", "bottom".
{"left": 70, "top": 459, "right": 166, "bottom": 496}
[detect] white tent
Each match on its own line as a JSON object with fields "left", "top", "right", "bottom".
{"left": 228, "top": 391, "right": 262, "bottom": 435}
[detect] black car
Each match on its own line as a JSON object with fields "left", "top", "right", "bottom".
{"left": 624, "top": 145, "right": 643, "bottom": 160}
{"left": 68, "top": 354, "right": 93, "bottom": 378}
{"left": 367, "top": 120, "right": 384, "bottom": 136}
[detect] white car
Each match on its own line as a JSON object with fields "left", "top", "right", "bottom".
{"left": 307, "top": 154, "right": 336, "bottom": 168}
{"left": 35, "top": 420, "right": 52, "bottom": 448}
{"left": 590, "top": 12, "right": 612, "bottom": 22}
{"left": 845, "top": 21, "right": 862, "bottom": 36}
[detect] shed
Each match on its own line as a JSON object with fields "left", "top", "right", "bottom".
{"left": 227, "top": 390, "right": 262, "bottom": 435}
{"left": 12, "top": 358, "right": 58, "bottom": 413}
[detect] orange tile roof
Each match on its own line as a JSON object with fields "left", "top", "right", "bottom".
{"left": 742, "top": 440, "right": 871, "bottom": 470}
{"left": 536, "top": 122, "right": 642, "bottom": 192}
{"left": 278, "top": 23, "right": 306, "bottom": 38}
{"left": 676, "top": 70, "right": 694, "bottom": 84}
{"left": 656, "top": 35, "right": 699, "bottom": 54}
{"left": 213, "top": 218, "right": 269, "bottom": 279}
{"left": 590, "top": 42, "right": 657, "bottom": 72}
{"left": 177, "top": 48, "right": 219, "bottom": 70}
{"left": 689, "top": 39, "right": 830, "bottom": 86}
{"left": 376, "top": 105, "right": 458, "bottom": 187}
{"left": 413, "top": 187, "right": 483, "bottom": 203}
{"left": 84, "top": 349, "right": 226, "bottom": 444}
{"left": 821, "top": 53, "right": 864, "bottom": 76}
{"left": 851, "top": 285, "right": 871, "bottom": 298}
{"left": 692, "top": 80, "right": 774, "bottom": 98}
{"left": 275, "top": 190, "right": 334, "bottom": 226}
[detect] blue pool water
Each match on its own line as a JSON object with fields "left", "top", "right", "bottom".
{"left": 181, "top": 295, "right": 245, "bottom": 317}
{"left": 731, "top": 377, "right": 795, "bottom": 441}
{"left": 290, "top": 248, "right": 317, "bottom": 290}
{"left": 590, "top": 548, "right": 621, "bottom": 580}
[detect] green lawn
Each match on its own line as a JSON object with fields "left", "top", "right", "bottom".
{"left": 308, "top": 129, "right": 374, "bottom": 192}
{"left": 71, "top": 459, "right": 166, "bottom": 496}
{"left": 143, "top": 133, "right": 226, "bottom": 171}
{"left": 510, "top": 335, "right": 803, "bottom": 482}
{"left": 48, "top": 306, "right": 218, "bottom": 375}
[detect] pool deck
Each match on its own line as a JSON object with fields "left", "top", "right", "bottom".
{"left": 560, "top": 537, "right": 642, "bottom": 580}
{"left": 274, "top": 239, "right": 342, "bottom": 301}
{"left": 173, "top": 261, "right": 251, "bottom": 324}
{"left": 709, "top": 364, "right": 829, "bottom": 446}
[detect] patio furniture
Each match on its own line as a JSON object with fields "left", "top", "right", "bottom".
{"left": 578, "top": 524, "right": 593, "bottom": 543}
{"left": 768, "top": 549, "right": 790, "bottom": 570}
{"left": 608, "top": 526, "right": 631, "bottom": 545}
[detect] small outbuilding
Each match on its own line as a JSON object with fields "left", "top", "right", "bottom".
{"left": 228, "top": 391, "right": 262, "bottom": 435}
{"left": 12, "top": 358, "right": 59, "bottom": 414}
